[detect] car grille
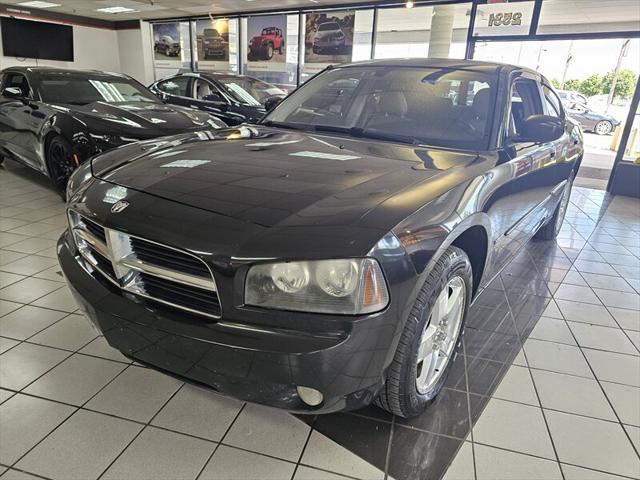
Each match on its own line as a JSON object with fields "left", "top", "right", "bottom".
{"left": 67, "top": 210, "right": 221, "bottom": 319}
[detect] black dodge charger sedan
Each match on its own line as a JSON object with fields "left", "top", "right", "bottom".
{"left": 0, "top": 67, "right": 226, "bottom": 194}
{"left": 59, "top": 59, "right": 583, "bottom": 418}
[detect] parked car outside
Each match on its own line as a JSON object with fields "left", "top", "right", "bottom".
{"left": 0, "top": 67, "right": 225, "bottom": 194}
{"left": 60, "top": 59, "right": 582, "bottom": 418}
{"left": 312, "top": 21, "right": 346, "bottom": 54}
{"left": 202, "top": 28, "right": 228, "bottom": 59}
{"left": 155, "top": 35, "right": 180, "bottom": 57}
{"left": 249, "top": 27, "right": 285, "bottom": 60}
{"left": 565, "top": 102, "right": 621, "bottom": 135}
{"left": 150, "top": 71, "right": 287, "bottom": 125}
{"left": 557, "top": 89, "right": 588, "bottom": 106}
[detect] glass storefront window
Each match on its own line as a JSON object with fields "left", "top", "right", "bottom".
{"left": 375, "top": 3, "right": 471, "bottom": 60}
{"left": 242, "top": 14, "right": 299, "bottom": 92}
{"left": 472, "top": 1, "right": 535, "bottom": 37}
{"left": 352, "top": 9, "right": 374, "bottom": 61}
{"left": 538, "top": 0, "right": 640, "bottom": 35}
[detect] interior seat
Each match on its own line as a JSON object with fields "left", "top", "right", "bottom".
{"left": 196, "top": 80, "right": 212, "bottom": 100}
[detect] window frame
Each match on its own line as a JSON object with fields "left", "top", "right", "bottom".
{"left": 156, "top": 75, "right": 193, "bottom": 99}
{"left": 503, "top": 72, "right": 545, "bottom": 144}
{"left": 542, "top": 83, "right": 565, "bottom": 120}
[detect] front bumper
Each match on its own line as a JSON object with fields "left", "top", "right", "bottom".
{"left": 204, "top": 46, "right": 226, "bottom": 56}
{"left": 314, "top": 39, "right": 343, "bottom": 48}
{"left": 57, "top": 231, "right": 396, "bottom": 413}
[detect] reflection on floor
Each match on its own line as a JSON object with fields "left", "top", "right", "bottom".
{"left": 1, "top": 159, "right": 639, "bottom": 480}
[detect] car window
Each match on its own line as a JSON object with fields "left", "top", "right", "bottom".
{"left": 217, "top": 76, "right": 285, "bottom": 106}
{"left": 157, "top": 77, "right": 190, "bottom": 97}
{"left": 194, "top": 78, "right": 224, "bottom": 101}
{"left": 507, "top": 79, "right": 544, "bottom": 139}
{"left": 38, "top": 75, "right": 158, "bottom": 105}
{"left": 2, "top": 72, "right": 31, "bottom": 98}
{"left": 543, "top": 85, "right": 563, "bottom": 119}
{"left": 265, "top": 66, "right": 497, "bottom": 150}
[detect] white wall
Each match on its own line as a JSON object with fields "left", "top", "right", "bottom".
{"left": 117, "top": 23, "right": 154, "bottom": 85}
{"left": 0, "top": 17, "right": 154, "bottom": 85}
{"left": 0, "top": 21, "right": 121, "bottom": 72}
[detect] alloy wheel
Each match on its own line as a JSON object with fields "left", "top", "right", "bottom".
{"left": 595, "top": 121, "right": 612, "bottom": 135}
{"left": 416, "top": 276, "right": 466, "bottom": 394}
{"left": 48, "top": 139, "right": 75, "bottom": 192}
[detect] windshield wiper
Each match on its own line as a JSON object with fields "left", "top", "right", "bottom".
{"left": 261, "top": 120, "right": 308, "bottom": 131}
{"left": 312, "top": 125, "right": 420, "bottom": 145}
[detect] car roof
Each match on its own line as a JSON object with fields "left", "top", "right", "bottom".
{"left": 182, "top": 71, "right": 248, "bottom": 80}
{"left": 336, "top": 58, "right": 539, "bottom": 76}
{"left": 1, "top": 66, "right": 130, "bottom": 79}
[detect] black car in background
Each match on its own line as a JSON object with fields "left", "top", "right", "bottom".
{"left": 60, "top": 59, "right": 582, "bottom": 418}
{"left": 0, "top": 67, "right": 225, "bottom": 194}
{"left": 149, "top": 71, "right": 287, "bottom": 125}
{"left": 564, "top": 102, "right": 620, "bottom": 135}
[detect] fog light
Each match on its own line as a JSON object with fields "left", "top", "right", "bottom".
{"left": 296, "top": 386, "right": 323, "bottom": 406}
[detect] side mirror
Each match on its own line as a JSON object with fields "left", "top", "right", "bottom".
{"left": 515, "top": 115, "right": 564, "bottom": 143}
{"left": 3, "top": 86, "right": 23, "bottom": 99}
{"left": 264, "top": 96, "right": 282, "bottom": 112}
{"left": 203, "top": 92, "right": 225, "bottom": 103}
{"left": 156, "top": 90, "right": 169, "bottom": 103}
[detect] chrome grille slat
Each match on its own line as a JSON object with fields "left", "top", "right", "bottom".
{"left": 119, "top": 256, "right": 216, "bottom": 290}
{"left": 129, "top": 237, "right": 210, "bottom": 277}
{"left": 68, "top": 210, "right": 221, "bottom": 319}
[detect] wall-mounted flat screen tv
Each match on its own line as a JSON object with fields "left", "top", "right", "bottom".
{"left": 1, "top": 17, "right": 74, "bottom": 61}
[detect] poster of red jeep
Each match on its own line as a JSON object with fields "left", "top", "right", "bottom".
{"left": 247, "top": 15, "right": 287, "bottom": 72}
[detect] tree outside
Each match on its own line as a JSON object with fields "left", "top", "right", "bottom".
{"left": 552, "top": 69, "right": 637, "bottom": 103}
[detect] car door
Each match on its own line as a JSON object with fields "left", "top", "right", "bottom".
{"left": 0, "top": 71, "right": 46, "bottom": 169}
{"left": 191, "top": 77, "right": 246, "bottom": 125}
{"left": 153, "top": 76, "right": 193, "bottom": 109}
{"left": 486, "top": 75, "right": 561, "bottom": 275}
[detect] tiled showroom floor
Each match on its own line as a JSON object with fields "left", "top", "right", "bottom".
{"left": 0, "top": 159, "right": 639, "bottom": 480}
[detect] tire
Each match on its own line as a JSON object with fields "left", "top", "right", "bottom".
{"left": 595, "top": 120, "right": 613, "bottom": 135}
{"left": 375, "top": 246, "right": 472, "bottom": 418}
{"left": 534, "top": 170, "right": 575, "bottom": 241}
{"left": 46, "top": 135, "right": 76, "bottom": 198}
{"left": 265, "top": 44, "right": 273, "bottom": 60}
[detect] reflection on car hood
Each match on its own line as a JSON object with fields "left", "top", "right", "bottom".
{"left": 58, "top": 101, "right": 220, "bottom": 137}
{"left": 92, "top": 126, "right": 486, "bottom": 229}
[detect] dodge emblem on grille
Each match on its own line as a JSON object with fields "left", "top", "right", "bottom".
{"left": 111, "top": 200, "right": 130, "bottom": 213}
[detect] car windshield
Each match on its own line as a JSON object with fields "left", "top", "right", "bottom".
{"left": 262, "top": 28, "right": 275, "bottom": 35}
{"left": 204, "top": 29, "right": 220, "bottom": 38}
{"left": 38, "top": 74, "right": 159, "bottom": 105}
{"left": 217, "top": 76, "right": 285, "bottom": 106}
{"left": 318, "top": 22, "right": 339, "bottom": 31}
{"left": 263, "top": 66, "right": 497, "bottom": 150}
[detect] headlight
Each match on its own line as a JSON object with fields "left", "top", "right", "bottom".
{"left": 245, "top": 258, "right": 389, "bottom": 315}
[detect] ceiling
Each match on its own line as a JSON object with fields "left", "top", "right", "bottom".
{"left": 2, "top": 0, "right": 379, "bottom": 20}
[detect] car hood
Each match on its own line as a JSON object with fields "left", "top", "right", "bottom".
{"left": 315, "top": 30, "right": 341, "bottom": 39}
{"left": 60, "top": 101, "right": 220, "bottom": 137}
{"left": 91, "top": 126, "right": 485, "bottom": 229}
